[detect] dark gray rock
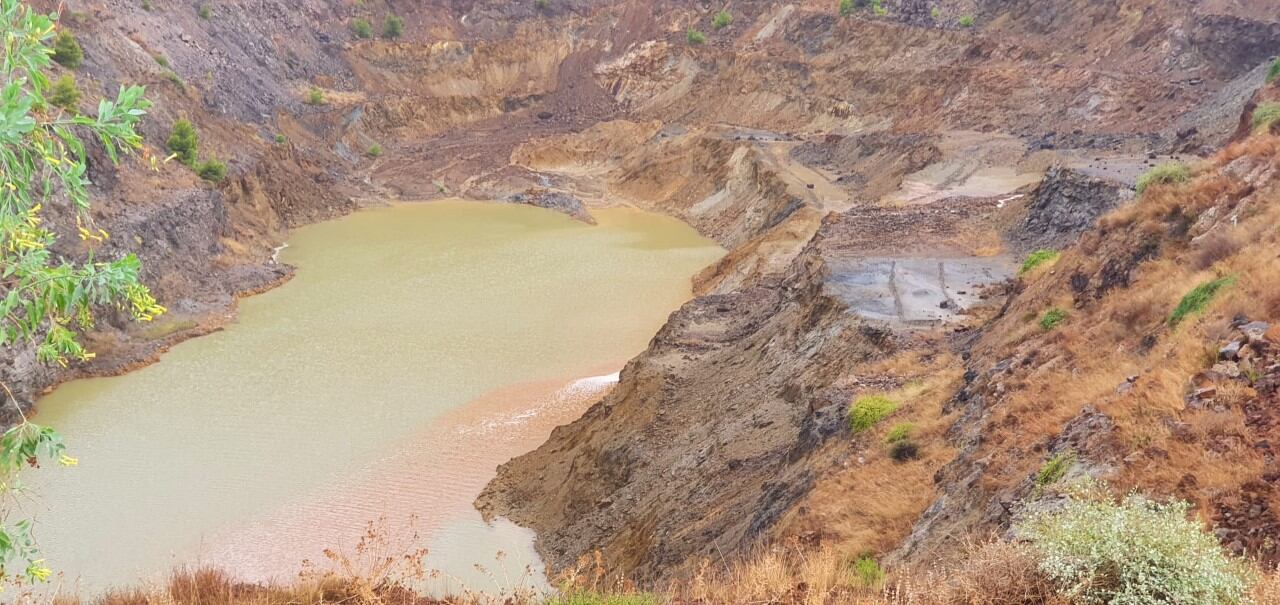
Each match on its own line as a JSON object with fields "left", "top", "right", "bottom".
{"left": 505, "top": 189, "right": 596, "bottom": 224}
{"left": 1242, "top": 321, "right": 1271, "bottom": 344}
{"left": 1008, "top": 166, "right": 1128, "bottom": 254}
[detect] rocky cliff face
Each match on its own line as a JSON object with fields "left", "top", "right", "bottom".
{"left": 478, "top": 231, "right": 894, "bottom": 582}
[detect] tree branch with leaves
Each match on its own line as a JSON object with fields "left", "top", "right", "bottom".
{"left": 0, "top": 0, "right": 163, "bottom": 585}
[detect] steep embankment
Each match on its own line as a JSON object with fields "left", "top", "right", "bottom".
{"left": 900, "top": 120, "right": 1280, "bottom": 569}
{"left": 3, "top": 0, "right": 363, "bottom": 407}
{"left": 479, "top": 0, "right": 1280, "bottom": 587}
{"left": 478, "top": 234, "right": 888, "bottom": 582}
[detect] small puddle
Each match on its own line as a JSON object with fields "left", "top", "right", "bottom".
{"left": 27, "top": 201, "right": 723, "bottom": 596}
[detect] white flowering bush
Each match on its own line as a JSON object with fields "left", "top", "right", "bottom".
{"left": 1019, "top": 493, "right": 1252, "bottom": 605}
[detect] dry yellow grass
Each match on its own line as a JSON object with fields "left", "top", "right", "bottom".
{"left": 28, "top": 535, "right": 1280, "bottom": 605}
{"left": 939, "top": 131, "right": 1280, "bottom": 557}
{"left": 672, "top": 540, "right": 1066, "bottom": 605}
{"left": 761, "top": 350, "right": 964, "bottom": 562}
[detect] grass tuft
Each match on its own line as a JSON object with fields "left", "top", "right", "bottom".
{"left": 884, "top": 422, "right": 913, "bottom": 444}
{"left": 1135, "top": 162, "right": 1190, "bottom": 194}
{"left": 196, "top": 159, "right": 226, "bottom": 182}
{"left": 51, "top": 30, "right": 84, "bottom": 68}
{"left": 1020, "top": 249, "right": 1060, "bottom": 275}
{"left": 1039, "top": 308, "right": 1067, "bottom": 331}
{"left": 382, "top": 14, "right": 404, "bottom": 39}
{"left": 851, "top": 555, "right": 884, "bottom": 587}
{"left": 849, "top": 395, "right": 897, "bottom": 434}
{"left": 1252, "top": 102, "right": 1280, "bottom": 133}
{"left": 304, "top": 87, "right": 326, "bottom": 105}
{"left": 712, "top": 9, "right": 732, "bottom": 30}
{"left": 351, "top": 18, "right": 372, "bottom": 39}
{"left": 1035, "top": 451, "right": 1074, "bottom": 489}
{"left": 1168, "top": 276, "right": 1235, "bottom": 327}
{"left": 49, "top": 74, "right": 81, "bottom": 112}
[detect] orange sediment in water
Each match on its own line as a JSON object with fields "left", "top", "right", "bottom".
{"left": 207, "top": 365, "right": 623, "bottom": 593}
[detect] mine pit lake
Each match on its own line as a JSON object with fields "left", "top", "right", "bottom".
{"left": 27, "top": 201, "right": 723, "bottom": 595}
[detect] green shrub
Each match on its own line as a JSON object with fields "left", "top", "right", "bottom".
{"left": 1035, "top": 451, "right": 1074, "bottom": 488}
{"left": 367, "top": 143, "right": 382, "bottom": 157}
{"left": 889, "top": 440, "right": 920, "bottom": 462}
{"left": 274, "top": 134, "right": 286, "bottom": 144}
{"left": 166, "top": 119, "right": 199, "bottom": 166}
{"left": 197, "top": 3, "right": 211, "bottom": 19}
{"left": 1020, "top": 493, "right": 1251, "bottom": 605}
{"left": 304, "top": 87, "right": 326, "bottom": 105}
{"left": 196, "top": 159, "right": 226, "bottom": 182}
{"left": 51, "top": 30, "right": 83, "bottom": 68}
{"left": 1268, "top": 57, "right": 1280, "bottom": 83}
{"left": 849, "top": 395, "right": 897, "bottom": 434}
{"left": 382, "top": 14, "right": 404, "bottom": 39}
{"left": 884, "top": 422, "right": 913, "bottom": 444}
{"left": 535, "top": 0, "right": 550, "bottom": 8}
{"left": 712, "top": 9, "right": 732, "bottom": 29}
{"left": 1251, "top": 101, "right": 1280, "bottom": 133}
{"left": 152, "top": 53, "right": 169, "bottom": 68}
{"left": 350, "top": 18, "right": 372, "bottom": 39}
{"left": 142, "top": 0, "right": 153, "bottom": 11}
{"left": 686, "top": 27, "right": 706, "bottom": 45}
{"left": 838, "top": 0, "right": 854, "bottom": 16}
{"left": 48, "top": 74, "right": 80, "bottom": 112}
{"left": 872, "top": 1, "right": 887, "bottom": 16}
{"left": 958, "top": 15, "right": 974, "bottom": 27}
{"left": 1169, "top": 276, "right": 1235, "bottom": 327}
{"left": 851, "top": 555, "right": 884, "bottom": 587}
{"left": 1135, "top": 162, "right": 1190, "bottom": 194}
{"left": 1039, "top": 308, "right": 1067, "bottom": 331}
{"left": 1019, "top": 249, "right": 1060, "bottom": 275}
{"left": 930, "top": 7, "right": 941, "bottom": 20}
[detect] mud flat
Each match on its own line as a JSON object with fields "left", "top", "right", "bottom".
{"left": 824, "top": 256, "right": 1015, "bottom": 326}
{"left": 26, "top": 202, "right": 723, "bottom": 594}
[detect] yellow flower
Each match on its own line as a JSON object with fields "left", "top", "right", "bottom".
{"left": 27, "top": 561, "right": 52, "bottom": 582}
